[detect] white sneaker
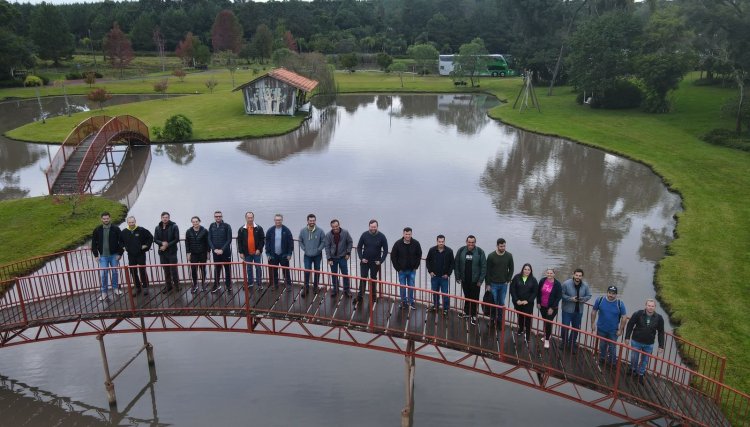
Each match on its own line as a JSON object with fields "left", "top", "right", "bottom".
{"left": 114, "top": 288, "right": 124, "bottom": 296}
{"left": 98, "top": 294, "right": 107, "bottom": 301}
{"left": 543, "top": 339, "right": 550, "bottom": 349}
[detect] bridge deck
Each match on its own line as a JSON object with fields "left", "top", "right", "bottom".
{"left": 0, "top": 279, "right": 728, "bottom": 426}
{"left": 50, "top": 135, "right": 95, "bottom": 194}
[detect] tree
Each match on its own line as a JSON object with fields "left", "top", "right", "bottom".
{"left": 172, "top": 68, "right": 186, "bottom": 82}
{"left": 272, "top": 48, "right": 295, "bottom": 66}
{"left": 153, "top": 79, "right": 168, "bottom": 98}
{"left": 153, "top": 27, "right": 166, "bottom": 72}
{"left": 634, "top": 8, "right": 692, "bottom": 113}
{"left": 376, "top": 52, "right": 393, "bottom": 71}
{"left": 388, "top": 62, "right": 407, "bottom": 87}
{"left": 567, "top": 11, "right": 642, "bottom": 105}
{"left": 340, "top": 53, "right": 358, "bottom": 72}
{"left": 205, "top": 78, "right": 219, "bottom": 94}
{"left": 210, "top": 9, "right": 243, "bottom": 54}
{"left": 103, "top": 23, "right": 134, "bottom": 78}
{"left": 29, "top": 2, "right": 75, "bottom": 65}
{"left": 87, "top": 87, "right": 112, "bottom": 110}
{"left": 251, "top": 24, "right": 274, "bottom": 64}
{"left": 162, "top": 114, "right": 193, "bottom": 142}
{"left": 215, "top": 50, "right": 238, "bottom": 87}
{"left": 407, "top": 43, "right": 439, "bottom": 75}
{"left": 129, "top": 12, "right": 156, "bottom": 51}
{"left": 84, "top": 71, "right": 96, "bottom": 88}
{"left": 283, "top": 30, "right": 298, "bottom": 52}
{"left": 456, "top": 38, "right": 489, "bottom": 87}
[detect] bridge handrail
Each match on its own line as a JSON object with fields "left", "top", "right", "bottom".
{"left": 0, "top": 241, "right": 729, "bottom": 378}
{"left": 75, "top": 115, "right": 150, "bottom": 193}
{"left": 2, "top": 262, "right": 748, "bottom": 425}
{"left": 45, "top": 116, "right": 112, "bottom": 193}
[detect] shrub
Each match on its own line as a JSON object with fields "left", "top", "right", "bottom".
{"left": 87, "top": 87, "right": 112, "bottom": 110}
{"left": 24, "top": 75, "right": 43, "bottom": 87}
{"left": 153, "top": 79, "right": 169, "bottom": 98}
{"left": 701, "top": 129, "right": 750, "bottom": 152}
{"left": 172, "top": 68, "right": 186, "bottom": 82}
{"left": 65, "top": 72, "right": 82, "bottom": 80}
{"left": 84, "top": 71, "right": 97, "bottom": 87}
{"left": 583, "top": 79, "right": 643, "bottom": 109}
{"left": 162, "top": 114, "right": 193, "bottom": 142}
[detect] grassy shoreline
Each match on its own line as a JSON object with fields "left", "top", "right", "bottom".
{"left": 2, "top": 72, "right": 748, "bottom": 396}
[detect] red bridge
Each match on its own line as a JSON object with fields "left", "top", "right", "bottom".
{"left": 44, "top": 115, "right": 150, "bottom": 195}
{"left": 1, "top": 246, "right": 747, "bottom": 426}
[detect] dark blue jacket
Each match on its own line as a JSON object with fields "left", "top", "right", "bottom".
{"left": 265, "top": 225, "right": 294, "bottom": 257}
{"left": 208, "top": 221, "right": 232, "bottom": 252}
{"left": 537, "top": 278, "right": 563, "bottom": 309}
{"left": 356, "top": 231, "right": 388, "bottom": 263}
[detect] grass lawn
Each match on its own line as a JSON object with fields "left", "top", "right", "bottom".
{"left": 0, "top": 196, "right": 125, "bottom": 282}
{"left": 1, "top": 69, "right": 748, "bottom": 400}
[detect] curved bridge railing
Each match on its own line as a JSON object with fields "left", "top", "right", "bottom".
{"left": 45, "top": 116, "right": 112, "bottom": 194}
{"left": 76, "top": 115, "right": 150, "bottom": 194}
{"left": 1, "top": 253, "right": 747, "bottom": 425}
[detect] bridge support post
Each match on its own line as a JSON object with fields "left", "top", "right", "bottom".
{"left": 141, "top": 317, "right": 156, "bottom": 368}
{"left": 96, "top": 334, "right": 117, "bottom": 408}
{"left": 401, "top": 339, "right": 415, "bottom": 427}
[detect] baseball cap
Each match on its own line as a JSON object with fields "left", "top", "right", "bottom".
{"left": 607, "top": 286, "right": 618, "bottom": 294}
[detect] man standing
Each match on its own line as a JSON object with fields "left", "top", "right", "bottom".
{"left": 208, "top": 210, "right": 232, "bottom": 293}
{"left": 355, "top": 219, "right": 388, "bottom": 308}
{"left": 454, "top": 235, "right": 486, "bottom": 325}
{"left": 324, "top": 219, "right": 353, "bottom": 298}
{"left": 485, "top": 238, "right": 514, "bottom": 322}
{"left": 265, "top": 214, "right": 294, "bottom": 289}
{"left": 390, "top": 227, "right": 423, "bottom": 309}
{"left": 120, "top": 216, "right": 153, "bottom": 296}
{"left": 237, "top": 211, "right": 265, "bottom": 290}
{"left": 625, "top": 299, "right": 665, "bottom": 382}
{"left": 298, "top": 214, "right": 326, "bottom": 297}
{"left": 560, "top": 268, "right": 592, "bottom": 353}
{"left": 92, "top": 211, "right": 124, "bottom": 301}
{"left": 425, "top": 235, "right": 454, "bottom": 315}
{"left": 154, "top": 212, "right": 180, "bottom": 294}
{"left": 592, "top": 285, "right": 627, "bottom": 366}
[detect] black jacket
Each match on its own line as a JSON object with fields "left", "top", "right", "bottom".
{"left": 185, "top": 226, "right": 209, "bottom": 255}
{"left": 537, "top": 278, "right": 563, "bottom": 309}
{"left": 510, "top": 273, "right": 539, "bottom": 306}
{"left": 154, "top": 221, "right": 180, "bottom": 255}
{"left": 237, "top": 224, "right": 265, "bottom": 256}
{"left": 425, "top": 246, "right": 455, "bottom": 277}
{"left": 390, "top": 238, "right": 423, "bottom": 271}
{"left": 92, "top": 224, "right": 123, "bottom": 257}
{"left": 625, "top": 310, "right": 665, "bottom": 348}
{"left": 120, "top": 226, "right": 153, "bottom": 257}
{"left": 356, "top": 231, "right": 388, "bottom": 263}
{"left": 208, "top": 221, "right": 232, "bottom": 252}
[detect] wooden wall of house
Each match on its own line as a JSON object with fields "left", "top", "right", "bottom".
{"left": 242, "top": 77, "right": 298, "bottom": 115}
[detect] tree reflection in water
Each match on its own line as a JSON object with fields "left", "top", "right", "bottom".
{"left": 480, "top": 128, "right": 677, "bottom": 292}
{"left": 154, "top": 143, "right": 196, "bottom": 165}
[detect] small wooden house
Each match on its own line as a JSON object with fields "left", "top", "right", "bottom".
{"left": 233, "top": 68, "right": 319, "bottom": 116}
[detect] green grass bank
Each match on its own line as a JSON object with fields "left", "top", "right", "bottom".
{"left": 0, "top": 196, "right": 125, "bottom": 282}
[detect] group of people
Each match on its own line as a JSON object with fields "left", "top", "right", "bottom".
{"left": 92, "top": 211, "right": 665, "bottom": 380}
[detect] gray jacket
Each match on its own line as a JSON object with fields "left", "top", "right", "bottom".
{"left": 560, "top": 278, "right": 592, "bottom": 314}
{"left": 324, "top": 228, "right": 353, "bottom": 259}
{"left": 298, "top": 226, "right": 326, "bottom": 257}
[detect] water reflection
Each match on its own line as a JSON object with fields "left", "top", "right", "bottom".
{"left": 101, "top": 146, "right": 153, "bottom": 209}
{"left": 154, "top": 143, "right": 196, "bottom": 165}
{"left": 237, "top": 104, "right": 338, "bottom": 163}
{"left": 480, "top": 129, "right": 677, "bottom": 293}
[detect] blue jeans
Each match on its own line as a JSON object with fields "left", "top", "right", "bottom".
{"left": 243, "top": 254, "right": 262, "bottom": 286}
{"left": 598, "top": 329, "right": 618, "bottom": 363}
{"left": 98, "top": 255, "right": 119, "bottom": 293}
{"left": 561, "top": 311, "right": 583, "bottom": 348}
{"left": 490, "top": 282, "right": 508, "bottom": 320}
{"left": 303, "top": 254, "right": 322, "bottom": 288}
{"left": 431, "top": 276, "right": 450, "bottom": 309}
{"left": 629, "top": 340, "right": 654, "bottom": 375}
{"left": 329, "top": 258, "right": 349, "bottom": 293}
{"left": 398, "top": 270, "right": 416, "bottom": 305}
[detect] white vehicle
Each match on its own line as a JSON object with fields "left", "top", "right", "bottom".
{"left": 438, "top": 54, "right": 515, "bottom": 77}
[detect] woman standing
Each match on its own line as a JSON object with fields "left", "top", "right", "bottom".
{"left": 510, "top": 263, "right": 538, "bottom": 342}
{"left": 186, "top": 216, "right": 210, "bottom": 293}
{"left": 537, "top": 268, "right": 562, "bottom": 349}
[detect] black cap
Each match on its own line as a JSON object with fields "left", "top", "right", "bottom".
{"left": 607, "top": 286, "right": 618, "bottom": 294}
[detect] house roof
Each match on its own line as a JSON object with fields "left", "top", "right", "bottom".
{"left": 233, "top": 68, "right": 319, "bottom": 93}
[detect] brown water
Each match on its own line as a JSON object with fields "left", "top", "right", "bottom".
{"left": 0, "top": 94, "right": 681, "bottom": 426}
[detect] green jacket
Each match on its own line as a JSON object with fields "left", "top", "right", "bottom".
{"left": 454, "top": 246, "right": 487, "bottom": 284}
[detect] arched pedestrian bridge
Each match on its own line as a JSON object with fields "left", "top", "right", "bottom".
{"left": 0, "top": 247, "right": 747, "bottom": 426}
{"left": 44, "top": 115, "right": 150, "bottom": 195}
